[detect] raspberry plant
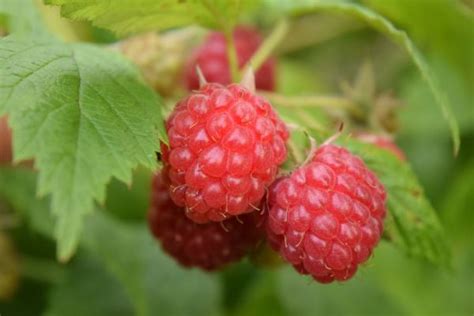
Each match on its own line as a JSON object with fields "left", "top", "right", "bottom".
{"left": 0, "top": 0, "right": 472, "bottom": 315}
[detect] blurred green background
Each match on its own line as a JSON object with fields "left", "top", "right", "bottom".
{"left": 0, "top": 0, "right": 473, "bottom": 315}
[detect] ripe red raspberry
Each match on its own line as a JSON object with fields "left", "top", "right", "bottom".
{"left": 185, "top": 26, "right": 276, "bottom": 91}
{"left": 148, "top": 171, "right": 264, "bottom": 271}
{"left": 266, "top": 144, "right": 387, "bottom": 283}
{"left": 355, "top": 133, "right": 406, "bottom": 161}
{"left": 161, "top": 83, "right": 288, "bottom": 223}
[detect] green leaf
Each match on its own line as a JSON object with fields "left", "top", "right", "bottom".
{"left": 81, "top": 213, "right": 221, "bottom": 316}
{"left": 232, "top": 271, "right": 288, "bottom": 316}
{"left": 0, "top": 0, "right": 52, "bottom": 38}
{"left": 338, "top": 138, "right": 451, "bottom": 268}
{"left": 105, "top": 168, "right": 152, "bottom": 221}
{"left": 0, "top": 38, "right": 165, "bottom": 261}
{"left": 45, "top": 254, "right": 135, "bottom": 316}
{"left": 288, "top": 1, "right": 460, "bottom": 154}
{"left": 364, "top": 0, "right": 474, "bottom": 85}
{"left": 0, "top": 167, "right": 220, "bottom": 316}
{"left": 274, "top": 242, "right": 471, "bottom": 315}
{"left": 275, "top": 265, "right": 403, "bottom": 316}
{"left": 45, "top": 0, "right": 254, "bottom": 35}
{"left": 399, "top": 58, "right": 474, "bottom": 136}
{"left": 0, "top": 166, "right": 55, "bottom": 237}
{"left": 441, "top": 160, "right": 474, "bottom": 246}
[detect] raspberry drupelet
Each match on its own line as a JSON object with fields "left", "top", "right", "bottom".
{"left": 161, "top": 82, "right": 288, "bottom": 223}
{"left": 266, "top": 144, "right": 387, "bottom": 283}
{"left": 148, "top": 170, "right": 264, "bottom": 271}
{"left": 185, "top": 26, "right": 276, "bottom": 91}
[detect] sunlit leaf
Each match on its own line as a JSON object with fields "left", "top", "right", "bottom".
{"left": 0, "top": 38, "right": 165, "bottom": 260}
{"left": 45, "top": 0, "right": 255, "bottom": 35}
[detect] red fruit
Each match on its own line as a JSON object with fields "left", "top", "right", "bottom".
{"left": 148, "top": 170, "right": 264, "bottom": 271}
{"left": 0, "top": 116, "right": 12, "bottom": 164}
{"left": 355, "top": 133, "right": 406, "bottom": 161}
{"left": 266, "top": 145, "right": 387, "bottom": 283}
{"left": 162, "top": 83, "right": 288, "bottom": 222}
{"left": 185, "top": 26, "right": 276, "bottom": 91}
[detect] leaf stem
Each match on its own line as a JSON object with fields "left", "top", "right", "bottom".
{"left": 244, "top": 19, "right": 290, "bottom": 72}
{"left": 224, "top": 27, "right": 240, "bottom": 82}
{"left": 260, "top": 91, "right": 364, "bottom": 119}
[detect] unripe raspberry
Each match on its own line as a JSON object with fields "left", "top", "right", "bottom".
{"left": 355, "top": 133, "right": 406, "bottom": 161}
{"left": 116, "top": 29, "right": 203, "bottom": 97}
{"left": 266, "top": 145, "right": 387, "bottom": 283}
{"left": 0, "top": 116, "right": 12, "bottom": 164}
{"left": 148, "top": 171, "right": 264, "bottom": 271}
{"left": 162, "top": 83, "right": 288, "bottom": 223}
{"left": 185, "top": 26, "right": 276, "bottom": 91}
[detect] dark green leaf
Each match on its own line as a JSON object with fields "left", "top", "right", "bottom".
{"left": 81, "top": 213, "right": 221, "bottom": 316}
{"left": 275, "top": 265, "right": 403, "bottom": 316}
{"left": 232, "top": 271, "right": 287, "bottom": 316}
{"left": 45, "top": 255, "right": 134, "bottom": 316}
{"left": 0, "top": 167, "right": 221, "bottom": 316}
{"left": 0, "top": 167, "right": 54, "bottom": 237}
{"left": 105, "top": 168, "right": 152, "bottom": 222}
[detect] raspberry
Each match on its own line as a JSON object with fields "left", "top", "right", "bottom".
{"left": 185, "top": 26, "right": 276, "bottom": 91}
{"left": 161, "top": 83, "right": 288, "bottom": 223}
{"left": 148, "top": 171, "right": 264, "bottom": 271}
{"left": 355, "top": 133, "right": 406, "bottom": 161}
{"left": 118, "top": 30, "right": 200, "bottom": 97}
{"left": 265, "top": 144, "right": 387, "bottom": 283}
{"left": 0, "top": 116, "right": 12, "bottom": 164}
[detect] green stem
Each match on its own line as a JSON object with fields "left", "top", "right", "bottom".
{"left": 200, "top": 0, "right": 239, "bottom": 82}
{"left": 224, "top": 28, "right": 240, "bottom": 82}
{"left": 260, "top": 91, "right": 364, "bottom": 119}
{"left": 244, "top": 19, "right": 290, "bottom": 72}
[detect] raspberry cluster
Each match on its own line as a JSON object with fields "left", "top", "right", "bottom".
{"left": 161, "top": 82, "right": 288, "bottom": 223}
{"left": 185, "top": 26, "right": 276, "bottom": 91}
{"left": 147, "top": 25, "right": 388, "bottom": 281}
{"left": 148, "top": 170, "right": 264, "bottom": 270}
{"left": 265, "top": 145, "right": 387, "bottom": 283}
